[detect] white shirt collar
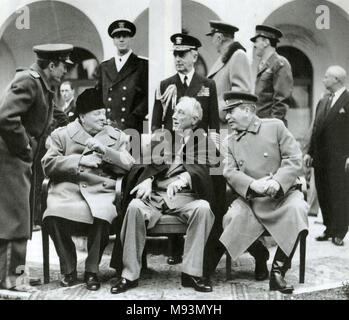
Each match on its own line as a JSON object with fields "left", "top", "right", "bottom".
{"left": 331, "top": 86, "right": 346, "bottom": 108}
{"left": 178, "top": 68, "right": 195, "bottom": 86}
{"left": 114, "top": 49, "right": 133, "bottom": 72}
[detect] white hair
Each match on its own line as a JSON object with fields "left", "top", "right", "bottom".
{"left": 327, "top": 65, "right": 347, "bottom": 85}
{"left": 178, "top": 96, "right": 203, "bottom": 121}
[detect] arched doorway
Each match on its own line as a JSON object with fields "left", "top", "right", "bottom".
{"left": 0, "top": 0, "right": 103, "bottom": 94}
{"left": 278, "top": 46, "right": 313, "bottom": 146}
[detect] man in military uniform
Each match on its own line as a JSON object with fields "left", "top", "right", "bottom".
{"left": 151, "top": 33, "right": 220, "bottom": 134}
{"left": 96, "top": 20, "right": 148, "bottom": 133}
{"left": 0, "top": 44, "right": 73, "bottom": 291}
{"left": 205, "top": 91, "right": 308, "bottom": 293}
{"left": 206, "top": 21, "right": 252, "bottom": 131}
{"left": 251, "top": 25, "right": 293, "bottom": 126}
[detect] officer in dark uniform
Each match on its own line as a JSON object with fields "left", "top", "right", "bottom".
{"left": 251, "top": 25, "right": 293, "bottom": 126}
{"left": 151, "top": 33, "right": 220, "bottom": 135}
{"left": 0, "top": 44, "right": 73, "bottom": 291}
{"left": 96, "top": 20, "right": 148, "bottom": 133}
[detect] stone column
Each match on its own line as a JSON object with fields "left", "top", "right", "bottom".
{"left": 148, "top": 0, "right": 182, "bottom": 129}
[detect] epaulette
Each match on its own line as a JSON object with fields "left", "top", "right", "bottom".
{"left": 29, "top": 70, "right": 40, "bottom": 79}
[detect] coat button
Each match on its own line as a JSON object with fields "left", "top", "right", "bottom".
{"left": 81, "top": 183, "right": 87, "bottom": 188}
{"left": 121, "top": 107, "right": 126, "bottom": 112}
{"left": 123, "top": 86, "right": 127, "bottom": 90}
{"left": 108, "top": 97, "right": 112, "bottom": 101}
{"left": 122, "top": 97, "right": 126, "bottom": 101}
{"left": 239, "top": 160, "right": 244, "bottom": 166}
{"left": 107, "top": 108, "right": 111, "bottom": 112}
{"left": 79, "top": 168, "right": 84, "bottom": 173}
{"left": 102, "top": 182, "right": 107, "bottom": 187}
{"left": 263, "top": 152, "right": 268, "bottom": 158}
{"left": 121, "top": 118, "right": 125, "bottom": 123}
{"left": 109, "top": 88, "right": 113, "bottom": 92}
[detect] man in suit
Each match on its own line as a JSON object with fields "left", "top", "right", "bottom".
{"left": 206, "top": 21, "right": 252, "bottom": 130}
{"left": 151, "top": 33, "right": 220, "bottom": 265}
{"left": 206, "top": 91, "right": 308, "bottom": 293}
{"left": 251, "top": 25, "right": 293, "bottom": 126}
{"left": 0, "top": 44, "right": 73, "bottom": 291}
{"left": 151, "top": 33, "right": 219, "bottom": 134}
{"left": 96, "top": 20, "right": 148, "bottom": 133}
{"left": 111, "top": 97, "right": 215, "bottom": 294}
{"left": 60, "top": 81, "right": 76, "bottom": 122}
{"left": 304, "top": 66, "right": 349, "bottom": 246}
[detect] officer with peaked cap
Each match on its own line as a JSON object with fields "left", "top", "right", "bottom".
{"left": 151, "top": 32, "right": 219, "bottom": 134}
{"left": 0, "top": 43, "right": 73, "bottom": 291}
{"left": 251, "top": 25, "right": 293, "bottom": 126}
{"left": 206, "top": 21, "right": 252, "bottom": 131}
{"left": 96, "top": 19, "right": 148, "bottom": 133}
{"left": 204, "top": 90, "right": 308, "bottom": 294}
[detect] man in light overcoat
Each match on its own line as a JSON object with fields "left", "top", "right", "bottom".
{"left": 218, "top": 91, "right": 308, "bottom": 294}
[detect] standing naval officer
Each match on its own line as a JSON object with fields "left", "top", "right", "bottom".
{"left": 206, "top": 21, "right": 252, "bottom": 130}
{"left": 251, "top": 25, "right": 293, "bottom": 125}
{"left": 151, "top": 33, "right": 220, "bottom": 134}
{"left": 0, "top": 44, "right": 73, "bottom": 291}
{"left": 96, "top": 19, "right": 148, "bottom": 133}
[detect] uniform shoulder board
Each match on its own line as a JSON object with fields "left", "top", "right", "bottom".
{"left": 138, "top": 55, "right": 148, "bottom": 61}
{"left": 51, "top": 126, "right": 65, "bottom": 135}
{"left": 29, "top": 70, "right": 40, "bottom": 79}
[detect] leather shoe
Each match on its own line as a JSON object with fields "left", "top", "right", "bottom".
{"left": 60, "top": 271, "right": 77, "bottom": 287}
{"left": 181, "top": 273, "right": 212, "bottom": 292}
{"left": 269, "top": 271, "right": 294, "bottom": 294}
{"left": 332, "top": 237, "right": 344, "bottom": 246}
{"left": 167, "top": 255, "right": 182, "bottom": 265}
{"left": 316, "top": 233, "right": 331, "bottom": 241}
{"left": 84, "top": 272, "right": 100, "bottom": 291}
{"left": 110, "top": 278, "right": 138, "bottom": 294}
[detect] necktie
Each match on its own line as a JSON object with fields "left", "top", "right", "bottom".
{"left": 183, "top": 75, "right": 188, "bottom": 89}
{"left": 323, "top": 93, "right": 334, "bottom": 117}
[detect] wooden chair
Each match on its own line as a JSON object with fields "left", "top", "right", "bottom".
{"left": 141, "top": 215, "right": 187, "bottom": 269}
{"left": 225, "top": 230, "right": 308, "bottom": 283}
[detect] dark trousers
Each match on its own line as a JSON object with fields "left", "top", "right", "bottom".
{"left": 0, "top": 239, "right": 27, "bottom": 289}
{"left": 315, "top": 166, "right": 349, "bottom": 239}
{"left": 44, "top": 217, "right": 110, "bottom": 275}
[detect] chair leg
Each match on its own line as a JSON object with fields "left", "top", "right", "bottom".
{"left": 141, "top": 245, "right": 148, "bottom": 270}
{"left": 42, "top": 226, "right": 50, "bottom": 284}
{"left": 226, "top": 252, "right": 232, "bottom": 280}
{"left": 299, "top": 232, "right": 307, "bottom": 283}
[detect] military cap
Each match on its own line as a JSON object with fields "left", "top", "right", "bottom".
{"left": 222, "top": 91, "right": 258, "bottom": 111}
{"left": 33, "top": 44, "right": 74, "bottom": 64}
{"left": 250, "top": 25, "right": 283, "bottom": 43}
{"left": 108, "top": 20, "right": 136, "bottom": 38}
{"left": 206, "top": 20, "right": 239, "bottom": 36}
{"left": 170, "top": 33, "right": 201, "bottom": 51}
{"left": 75, "top": 88, "right": 104, "bottom": 115}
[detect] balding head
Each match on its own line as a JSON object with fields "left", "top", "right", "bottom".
{"left": 324, "top": 65, "right": 347, "bottom": 92}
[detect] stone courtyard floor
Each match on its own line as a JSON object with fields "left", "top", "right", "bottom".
{"left": 0, "top": 216, "right": 348, "bottom": 300}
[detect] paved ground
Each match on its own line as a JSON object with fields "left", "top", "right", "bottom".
{"left": 0, "top": 215, "right": 348, "bottom": 300}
